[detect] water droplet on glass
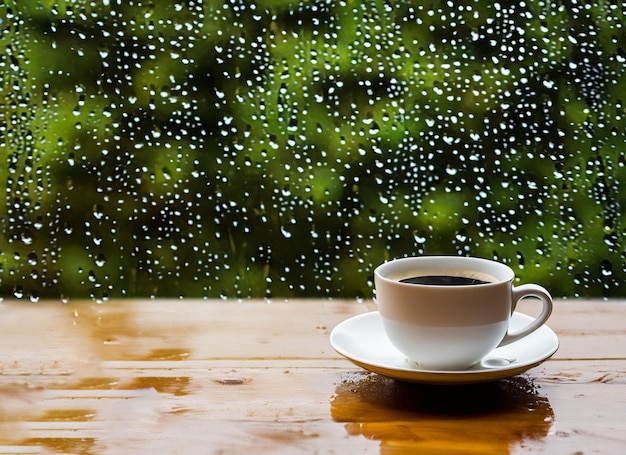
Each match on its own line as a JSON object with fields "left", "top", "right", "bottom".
{"left": 95, "top": 254, "right": 106, "bottom": 267}
{"left": 600, "top": 260, "right": 613, "bottom": 277}
{"left": 13, "top": 287, "right": 24, "bottom": 299}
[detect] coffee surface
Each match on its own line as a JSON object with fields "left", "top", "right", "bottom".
{"left": 399, "top": 275, "right": 493, "bottom": 286}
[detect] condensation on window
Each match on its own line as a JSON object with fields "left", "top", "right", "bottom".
{"left": 1, "top": 1, "right": 624, "bottom": 302}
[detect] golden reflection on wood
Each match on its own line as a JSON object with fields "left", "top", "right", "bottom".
{"left": 331, "top": 371, "right": 553, "bottom": 454}
{"left": 0, "top": 299, "right": 625, "bottom": 454}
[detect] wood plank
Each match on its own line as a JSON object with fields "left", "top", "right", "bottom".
{"left": 2, "top": 360, "right": 626, "bottom": 453}
{"left": 2, "top": 299, "right": 626, "bottom": 362}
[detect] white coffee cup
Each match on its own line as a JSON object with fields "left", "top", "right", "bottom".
{"left": 374, "top": 256, "right": 553, "bottom": 370}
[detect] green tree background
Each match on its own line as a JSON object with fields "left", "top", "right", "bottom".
{"left": 1, "top": 0, "right": 625, "bottom": 301}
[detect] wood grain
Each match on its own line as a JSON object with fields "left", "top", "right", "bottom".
{"left": 0, "top": 299, "right": 625, "bottom": 454}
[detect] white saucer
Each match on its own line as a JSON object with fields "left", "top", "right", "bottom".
{"left": 330, "top": 311, "right": 559, "bottom": 385}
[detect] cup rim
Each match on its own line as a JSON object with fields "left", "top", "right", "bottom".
{"left": 374, "top": 256, "right": 515, "bottom": 287}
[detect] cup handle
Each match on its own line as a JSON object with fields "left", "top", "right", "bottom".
{"left": 498, "top": 284, "right": 553, "bottom": 347}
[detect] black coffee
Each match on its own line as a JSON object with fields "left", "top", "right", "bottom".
{"left": 399, "top": 275, "right": 491, "bottom": 286}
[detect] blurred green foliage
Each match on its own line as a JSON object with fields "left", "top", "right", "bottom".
{"left": 1, "top": 0, "right": 625, "bottom": 301}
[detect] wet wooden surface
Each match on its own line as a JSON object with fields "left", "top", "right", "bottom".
{"left": 0, "top": 298, "right": 625, "bottom": 454}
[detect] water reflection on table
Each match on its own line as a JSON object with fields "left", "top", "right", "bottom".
{"left": 331, "top": 371, "right": 553, "bottom": 454}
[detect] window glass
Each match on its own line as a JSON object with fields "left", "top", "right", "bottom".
{"left": 1, "top": 0, "right": 624, "bottom": 301}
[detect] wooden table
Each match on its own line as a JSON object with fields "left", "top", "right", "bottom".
{"left": 0, "top": 298, "right": 625, "bottom": 454}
